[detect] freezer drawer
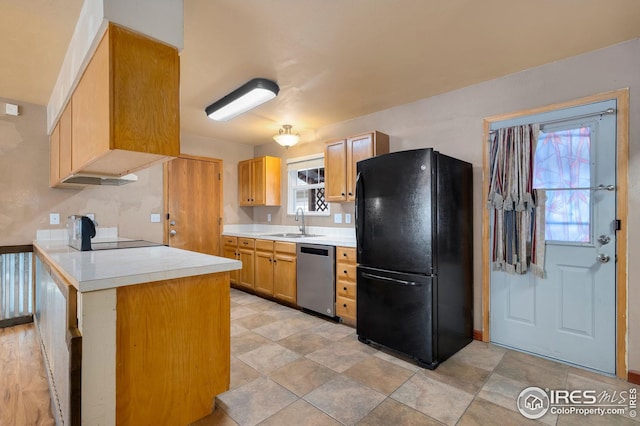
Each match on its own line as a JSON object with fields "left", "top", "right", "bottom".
{"left": 356, "top": 266, "right": 437, "bottom": 368}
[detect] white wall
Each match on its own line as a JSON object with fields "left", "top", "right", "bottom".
{"left": 259, "top": 38, "right": 640, "bottom": 371}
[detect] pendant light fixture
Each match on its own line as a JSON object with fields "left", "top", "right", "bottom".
{"left": 273, "top": 124, "right": 300, "bottom": 147}
{"left": 206, "top": 78, "right": 279, "bottom": 121}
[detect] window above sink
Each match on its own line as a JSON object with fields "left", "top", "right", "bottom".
{"left": 286, "top": 154, "right": 330, "bottom": 217}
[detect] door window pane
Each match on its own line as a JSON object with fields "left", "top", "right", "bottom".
{"left": 534, "top": 127, "right": 591, "bottom": 243}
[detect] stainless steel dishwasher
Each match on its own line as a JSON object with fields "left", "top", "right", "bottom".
{"left": 297, "top": 243, "right": 336, "bottom": 317}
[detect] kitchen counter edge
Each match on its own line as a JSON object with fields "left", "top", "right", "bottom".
{"left": 33, "top": 241, "right": 242, "bottom": 293}
{"left": 222, "top": 232, "right": 356, "bottom": 248}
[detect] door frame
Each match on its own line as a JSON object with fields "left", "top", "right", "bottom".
{"left": 163, "top": 154, "right": 224, "bottom": 247}
{"left": 481, "top": 89, "right": 629, "bottom": 379}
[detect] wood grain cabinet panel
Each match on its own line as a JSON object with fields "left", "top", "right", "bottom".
{"left": 52, "top": 22, "right": 180, "bottom": 187}
{"left": 324, "top": 132, "right": 389, "bottom": 202}
{"left": 58, "top": 102, "right": 73, "bottom": 180}
{"left": 238, "top": 156, "right": 281, "bottom": 206}
{"left": 249, "top": 240, "right": 297, "bottom": 303}
{"left": 222, "top": 240, "right": 239, "bottom": 285}
{"left": 336, "top": 246, "right": 357, "bottom": 323}
{"left": 49, "top": 123, "right": 60, "bottom": 187}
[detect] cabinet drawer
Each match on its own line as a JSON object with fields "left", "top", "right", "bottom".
{"left": 337, "top": 281, "right": 356, "bottom": 299}
{"left": 336, "top": 296, "right": 356, "bottom": 320}
{"left": 274, "top": 241, "right": 296, "bottom": 255}
{"left": 223, "top": 236, "right": 237, "bottom": 246}
{"left": 337, "top": 247, "right": 356, "bottom": 263}
{"left": 255, "top": 239, "right": 274, "bottom": 252}
{"left": 336, "top": 263, "right": 356, "bottom": 282}
{"left": 238, "top": 238, "right": 255, "bottom": 249}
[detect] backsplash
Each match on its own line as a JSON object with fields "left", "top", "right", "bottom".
{"left": 36, "top": 227, "right": 119, "bottom": 242}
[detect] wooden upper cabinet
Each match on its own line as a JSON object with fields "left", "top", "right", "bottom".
{"left": 50, "top": 22, "right": 180, "bottom": 186}
{"left": 49, "top": 123, "right": 60, "bottom": 187}
{"left": 58, "top": 101, "right": 73, "bottom": 180}
{"left": 238, "top": 156, "right": 281, "bottom": 206}
{"left": 324, "top": 131, "right": 389, "bottom": 202}
{"left": 324, "top": 139, "right": 347, "bottom": 202}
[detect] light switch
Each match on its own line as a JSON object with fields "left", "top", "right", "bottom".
{"left": 334, "top": 213, "right": 342, "bottom": 224}
{"left": 49, "top": 213, "right": 60, "bottom": 225}
{"left": 150, "top": 214, "right": 161, "bottom": 223}
{"left": 345, "top": 213, "right": 352, "bottom": 224}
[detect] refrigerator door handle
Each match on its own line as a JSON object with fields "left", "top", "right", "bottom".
{"left": 355, "top": 171, "right": 364, "bottom": 252}
{"left": 362, "top": 272, "right": 422, "bottom": 287}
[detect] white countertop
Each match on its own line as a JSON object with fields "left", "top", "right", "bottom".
{"left": 34, "top": 240, "right": 242, "bottom": 293}
{"left": 222, "top": 231, "right": 356, "bottom": 247}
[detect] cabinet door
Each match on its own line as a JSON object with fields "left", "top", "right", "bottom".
{"left": 324, "top": 139, "right": 347, "bottom": 202}
{"left": 238, "top": 160, "right": 253, "bottom": 206}
{"left": 254, "top": 250, "right": 274, "bottom": 296}
{"left": 49, "top": 123, "right": 60, "bottom": 187}
{"left": 347, "top": 133, "right": 374, "bottom": 201}
{"left": 238, "top": 248, "right": 255, "bottom": 289}
{"left": 222, "top": 246, "right": 238, "bottom": 284}
{"left": 273, "top": 253, "right": 296, "bottom": 304}
{"left": 59, "top": 102, "right": 73, "bottom": 179}
{"left": 251, "top": 157, "right": 266, "bottom": 205}
{"left": 72, "top": 31, "right": 110, "bottom": 171}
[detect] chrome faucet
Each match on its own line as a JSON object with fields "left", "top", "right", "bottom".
{"left": 295, "top": 207, "right": 306, "bottom": 235}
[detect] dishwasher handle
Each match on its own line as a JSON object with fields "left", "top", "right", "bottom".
{"left": 299, "top": 246, "right": 330, "bottom": 256}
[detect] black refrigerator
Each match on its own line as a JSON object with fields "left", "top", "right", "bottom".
{"left": 355, "top": 148, "right": 473, "bottom": 369}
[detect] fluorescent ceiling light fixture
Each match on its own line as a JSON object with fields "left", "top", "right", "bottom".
{"left": 206, "top": 78, "right": 280, "bottom": 121}
{"left": 273, "top": 124, "right": 300, "bottom": 147}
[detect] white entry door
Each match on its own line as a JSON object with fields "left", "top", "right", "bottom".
{"left": 490, "top": 99, "right": 617, "bottom": 374}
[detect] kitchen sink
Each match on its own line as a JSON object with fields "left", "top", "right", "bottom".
{"left": 266, "top": 233, "right": 323, "bottom": 238}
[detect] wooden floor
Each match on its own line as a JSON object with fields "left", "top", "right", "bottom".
{"left": 0, "top": 323, "right": 55, "bottom": 425}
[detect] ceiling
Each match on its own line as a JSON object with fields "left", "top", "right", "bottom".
{"left": 2, "top": 0, "right": 640, "bottom": 146}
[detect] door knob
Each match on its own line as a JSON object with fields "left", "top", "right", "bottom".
{"left": 597, "top": 253, "right": 610, "bottom": 263}
{"left": 169, "top": 220, "right": 176, "bottom": 226}
{"left": 169, "top": 230, "right": 177, "bottom": 236}
{"left": 597, "top": 235, "right": 611, "bottom": 245}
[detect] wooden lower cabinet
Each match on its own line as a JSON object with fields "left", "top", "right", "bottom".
{"left": 222, "top": 236, "right": 239, "bottom": 284}
{"left": 237, "top": 238, "right": 255, "bottom": 290}
{"left": 336, "top": 246, "right": 357, "bottom": 323}
{"left": 254, "top": 240, "right": 275, "bottom": 295}
{"left": 254, "top": 240, "right": 297, "bottom": 303}
{"left": 273, "top": 243, "right": 297, "bottom": 304}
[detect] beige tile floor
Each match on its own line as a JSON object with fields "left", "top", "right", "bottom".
{"left": 193, "top": 288, "right": 638, "bottom": 426}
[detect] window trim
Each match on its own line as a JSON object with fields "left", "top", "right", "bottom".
{"left": 286, "top": 154, "right": 330, "bottom": 216}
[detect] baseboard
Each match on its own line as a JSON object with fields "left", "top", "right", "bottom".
{"left": 628, "top": 370, "right": 640, "bottom": 385}
{"left": 473, "top": 329, "right": 483, "bottom": 341}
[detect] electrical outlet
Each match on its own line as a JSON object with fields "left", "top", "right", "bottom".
{"left": 150, "top": 214, "right": 161, "bottom": 223}
{"left": 49, "top": 213, "right": 60, "bottom": 225}
{"left": 345, "top": 213, "right": 352, "bottom": 224}
{"left": 267, "top": 213, "right": 272, "bottom": 222}
{"left": 334, "top": 213, "right": 342, "bottom": 224}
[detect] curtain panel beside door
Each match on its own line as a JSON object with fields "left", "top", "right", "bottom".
{"left": 488, "top": 124, "right": 546, "bottom": 277}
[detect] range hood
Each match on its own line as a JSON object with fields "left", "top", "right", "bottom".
{"left": 61, "top": 173, "right": 138, "bottom": 186}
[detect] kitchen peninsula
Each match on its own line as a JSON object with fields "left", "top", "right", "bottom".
{"left": 33, "top": 240, "right": 241, "bottom": 426}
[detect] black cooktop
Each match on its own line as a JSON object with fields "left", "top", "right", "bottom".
{"left": 90, "top": 240, "right": 164, "bottom": 251}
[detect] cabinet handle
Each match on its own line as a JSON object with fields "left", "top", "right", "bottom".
{"left": 273, "top": 259, "right": 277, "bottom": 263}
{"left": 348, "top": 192, "right": 353, "bottom": 196}
{"left": 343, "top": 287, "right": 347, "bottom": 291}
{"left": 343, "top": 303, "right": 347, "bottom": 308}
{"left": 343, "top": 253, "right": 347, "bottom": 256}
{"left": 247, "top": 198, "right": 250, "bottom": 201}
{"left": 344, "top": 270, "right": 347, "bottom": 274}
{"left": 269, "top": 258, "right": 272, "bottom": 262}
{"left": 341, "top": 192, "right": 345, "bottom": 196}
